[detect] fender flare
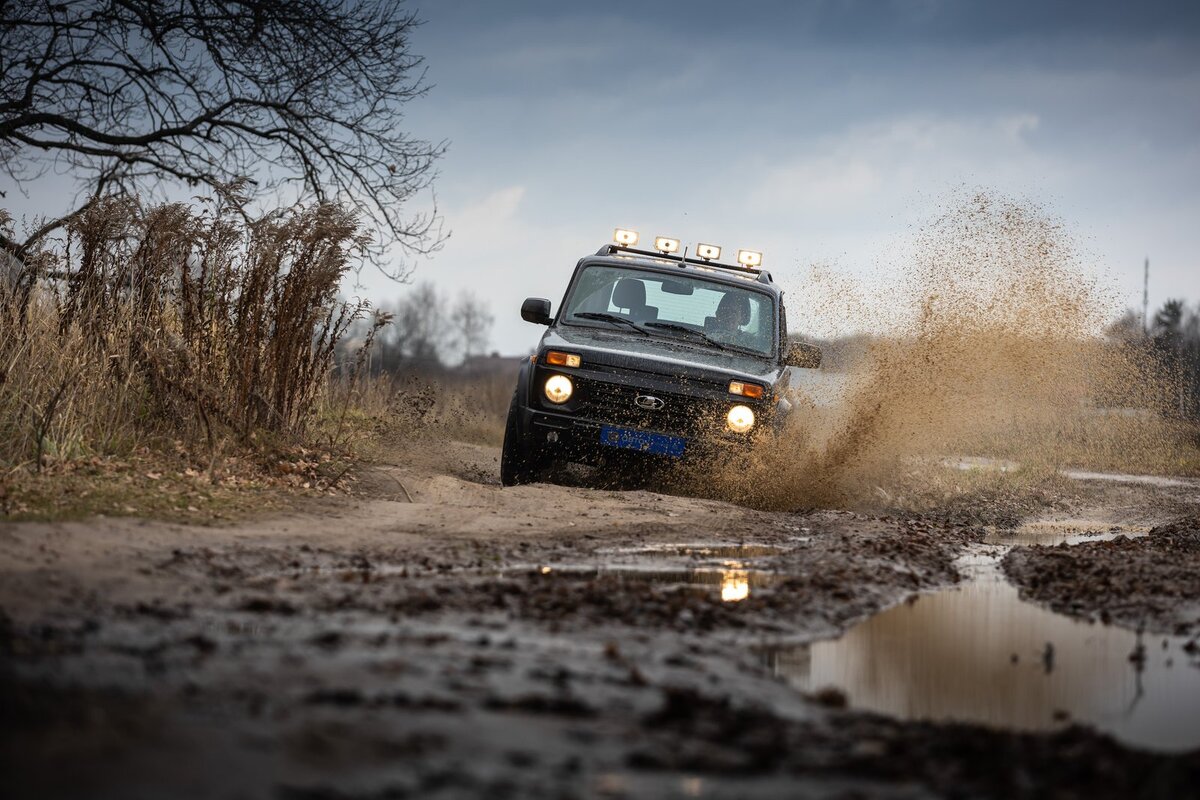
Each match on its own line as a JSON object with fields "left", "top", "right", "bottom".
{"left": 514, "top": 358, "right": 534, "bottom": 408}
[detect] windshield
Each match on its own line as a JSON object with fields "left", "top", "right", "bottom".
{"left": 560, "top": 264, "right": 776, "bottom": 357}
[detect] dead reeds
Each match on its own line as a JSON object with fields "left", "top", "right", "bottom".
{"left": 0, "top": 197, "right": 376, "bottom": 469}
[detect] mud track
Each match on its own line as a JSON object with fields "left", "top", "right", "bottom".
{"left": 2, "top": 442, "right": 1199, "bottom": 799}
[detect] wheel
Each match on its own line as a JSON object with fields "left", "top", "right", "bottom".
{"left": 500, "top": 392, "right": 542, "bottom": 486}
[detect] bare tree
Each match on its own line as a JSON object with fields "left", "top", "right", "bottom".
{"left": 390, "top": 281, "right": 445, "bottom": 368}
{"left": 450, "top": 290, "right": 493, "bottom": 362}
{"left": 0, "top": 0, "right": 445, "bottom": 275}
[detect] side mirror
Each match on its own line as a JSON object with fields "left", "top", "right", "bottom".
{"left": 521, "top": 297, "right": 552, "bottom": 325}
{"left": 785, "top": 341, "right": 822, "bottom": 369}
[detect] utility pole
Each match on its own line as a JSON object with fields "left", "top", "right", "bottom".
{"left": 1142, "top": 257, "right": 1149, "bottom": 336}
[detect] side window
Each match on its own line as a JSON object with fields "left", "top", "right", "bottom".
{"left": 743, "top": 301, "right": 761, "bottom": 333}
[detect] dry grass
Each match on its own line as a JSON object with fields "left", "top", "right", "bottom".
{"left": 318, "top": 371, "right": 512, "bottom": 457}
{"left": 962, "top": 413, "right": 1200, "bottom": 477}
{"left": 0, "top": 198, "right": 385, "bottom": 518}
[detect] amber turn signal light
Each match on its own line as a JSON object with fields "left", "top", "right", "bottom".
{"left": 545, "top": 351, "right": 582, "bottom": 368}
{"left": 728, "top": 381, "right": 764, "bottom": 399}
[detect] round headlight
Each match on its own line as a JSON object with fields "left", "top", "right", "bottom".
{"left": 726, "top": 404, "right": 755, "bottom": 433}
{"left": 544, "top": 374, "right": 573, "bottom": 404}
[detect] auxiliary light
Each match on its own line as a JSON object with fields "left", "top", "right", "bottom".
{"left": 613, "top": 228, "right": 639, "bottom": 247}
{"left": 654, "top": 236, "right": 680, "bottom": 254}
{"left": 736, "top": 249, "right": 763, "bottom": 268}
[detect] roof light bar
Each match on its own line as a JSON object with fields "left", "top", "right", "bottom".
{"left": 653, "top": 236, "right": 680, "bottom": 254}
{"left": 613, "top": 228, "right": 639, "bottom": 247}
{"left": 736, "top": 249, "right": 763, "bottom": 268}
{"left": 696, "top": 243, "right": 721, "bottom": 261}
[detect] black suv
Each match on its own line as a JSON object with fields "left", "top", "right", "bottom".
{"left": 500, "top": 233, "right": 821, "bottom": 486}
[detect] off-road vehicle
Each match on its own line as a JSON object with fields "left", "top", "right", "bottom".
{"left": 500, "top": 229, "right": 821, "bottom": 486}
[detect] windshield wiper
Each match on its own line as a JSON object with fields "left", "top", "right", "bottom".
{"left": 642, "top": 321, "right": 736, "bottom": 351}
{"left": 570, "top": 312, "right": 649, "bottom": 335}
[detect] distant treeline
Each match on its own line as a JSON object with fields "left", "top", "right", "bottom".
{"left": 1108, "top": 300, "right": 1200, "bottom": 420}
{"left": 336, "top": 282, "right": 496, "bottom": 377}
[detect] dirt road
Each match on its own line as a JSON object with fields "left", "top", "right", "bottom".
{"left": 2, "top": 441, "right": 1199, "bottom": 798}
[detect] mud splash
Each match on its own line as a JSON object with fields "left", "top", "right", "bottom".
{"left": 724, "top": 191, "right": 1177, "bottom": 510}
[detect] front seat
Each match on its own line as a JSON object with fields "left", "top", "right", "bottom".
{"left": 705, "top": 293, "right": 751, "bottom": 336}
{"left": 612, "top": 278, "right": 658, "bottom": 322}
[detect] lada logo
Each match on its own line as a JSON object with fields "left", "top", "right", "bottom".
{"left": 634, "top": 395, "right": 665, "bottom": 411}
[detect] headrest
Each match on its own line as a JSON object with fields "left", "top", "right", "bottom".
{"left": 613, "top": 278, "right": 647, "bottom": 309}
{"left": 716, "top": 293, "right": 751, "bottom": 325}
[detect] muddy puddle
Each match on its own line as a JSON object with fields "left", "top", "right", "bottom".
{"left": 513, "top": 542, "right": 796, "bottom": 603}
{"left": 598, "top": 543, "right": 796, "bottom": 558}
{"left": 983, "top": 520, "right": 1151, "bottom": 547}
{"left": 514, "top": 534, "right": 1200, "bottom": 752}
{"left": 763, "top": 546, "right": 1200, "bottom": 752}
{"left": 522, "top": 564, "right": 777, "bottom": 602}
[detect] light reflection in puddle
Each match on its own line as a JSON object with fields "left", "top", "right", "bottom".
{"left": 720, "top": 571, "right": 750, "bottom": 602}
{"left": 527, "top": 564, "right": 771, "bottom": 603}
{"left": 528, "top": 541, "right": 789, "bottom": 603}
{"left": 764, "top": 551, "right": 1200, "bottom": 752}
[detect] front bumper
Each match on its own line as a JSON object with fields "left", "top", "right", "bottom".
{"left": 523, "top": 406, "right": 756, "bottom": 465}
{"left": 520, "top": 364, "right": 767, "bottom": 464}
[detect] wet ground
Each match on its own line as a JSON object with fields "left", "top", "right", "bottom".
{"left": 2, "top": 441, "right": 1200, "bottom": 798}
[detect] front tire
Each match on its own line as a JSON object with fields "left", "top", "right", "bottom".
{"left": 500, "top": 393, "right": 542, "bottom": 486}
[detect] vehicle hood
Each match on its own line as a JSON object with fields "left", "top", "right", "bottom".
{"left": 542, "top": 324, "right": 782, "bottom": 385}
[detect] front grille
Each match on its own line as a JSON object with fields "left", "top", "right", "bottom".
{"left": 573, "top": 377, "right": 724, "bottom": 436}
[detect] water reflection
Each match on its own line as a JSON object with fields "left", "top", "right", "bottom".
{"left": 983, "top": 519, "right": 1151, "bottom": 547}
{"left": 764, "top": 561, "right": 1200, "bottom": 752}
{"left": 720, "top": 570, "right": 751, "bottom": 602}
{"left": 522, "top": 563, "right": 772, "bottom": 603}
{"left": 524, "top": 542, "right": 788, "bottom": 604}
{"left": 600, "top": 543, "right": 787, "bottom": 558}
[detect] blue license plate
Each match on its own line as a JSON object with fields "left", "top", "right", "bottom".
{"left": 599, "top": 425, "right": 686, "bottom": 458}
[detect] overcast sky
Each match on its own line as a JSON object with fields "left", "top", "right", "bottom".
{"left": 4, "top": 1, "right": 1198, "bottom": 355}
{"left": 376, "top": 0, "right": 1199, "bottom": 354}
